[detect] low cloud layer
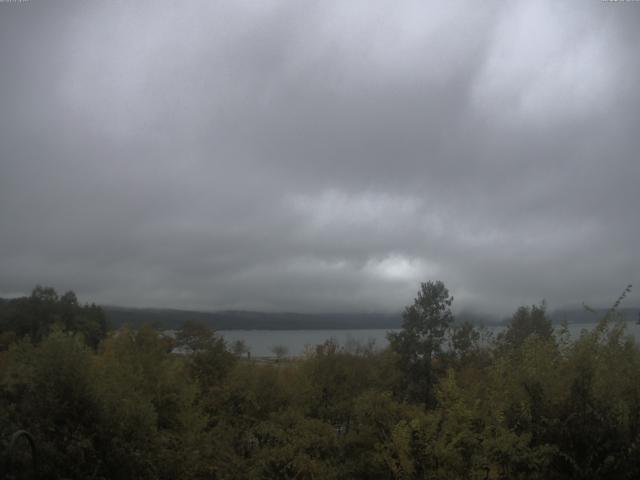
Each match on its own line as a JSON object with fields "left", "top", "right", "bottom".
{"left": 1, "top": 1, "right": 639, "bottom": 315}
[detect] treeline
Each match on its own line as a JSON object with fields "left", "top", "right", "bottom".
{"left": 0, "top": 286, "right": 107, "bottom": 349}
{"left": 1, "top": 283, "right": 639, "bottom": 479}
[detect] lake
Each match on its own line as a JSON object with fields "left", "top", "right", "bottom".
{"left": 219, "top": 320, "right": 640, "bottom": 357}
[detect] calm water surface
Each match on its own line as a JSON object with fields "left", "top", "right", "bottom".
{"left": 219, "top": 321, "right": 640, "bottom": 357}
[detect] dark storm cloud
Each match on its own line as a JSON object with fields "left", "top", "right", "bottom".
{"left": 1, "top": 0, "right": 639, "bottom": 315}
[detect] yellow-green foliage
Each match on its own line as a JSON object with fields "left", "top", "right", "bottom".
{"left": 2, "top": 290, "right": 640, "bottom": 479}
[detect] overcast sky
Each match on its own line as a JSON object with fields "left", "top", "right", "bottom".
{"left": 1, "top": 0, "right": 639, "bottom": 315}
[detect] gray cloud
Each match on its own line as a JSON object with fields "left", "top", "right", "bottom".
{"left": 1, "top": 0, "right": 639, "bottom": 315}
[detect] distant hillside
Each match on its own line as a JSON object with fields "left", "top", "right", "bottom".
{"left": 104, "top": 306, "right": 404, "bottom": 330}
{"left": 551, "top": 307, "right": 640, "bottom": 325}
{"left": 102, "top": 305, "right": 640, "bottom": 331}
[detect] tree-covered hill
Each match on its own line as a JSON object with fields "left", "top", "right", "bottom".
{"left": 103, "top": 305, "right": 640, "bottom": 330}
{"left": 103, "top": 306, "right": 404, "bottom": 330}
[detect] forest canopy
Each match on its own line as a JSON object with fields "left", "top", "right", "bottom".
{"left": 1, "top": 283, "right": 639, "bottom": 479}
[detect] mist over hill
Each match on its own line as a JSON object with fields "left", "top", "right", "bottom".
{"left": 102, "top": 305, "right": 640, "bottom": 330}
{"left": 103, "top": 306, "right": 403, "bottom": 330}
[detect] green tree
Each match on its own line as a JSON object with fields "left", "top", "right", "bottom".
{"left": 498, "top": 302, "right": 553, "bottom": 350}
{"left": 176, "top": 321, "right": 236, "bottom": 390}
{"left": 0, "top": 330, "right": 101, "bottom": 479}
{"left": 0, "top": 286, "right": 107, "bottom": 349}
{"left": 300, "top": 339, "right": 376, "bottom": 428}
{"left": 94, "top": 325, "right": 209, "bottom": 480}
{"left": 388, "top": 280, "right": 454, "bottom": 407}
{"left": 449, "top": 320, "right": 482, "bottom": 364}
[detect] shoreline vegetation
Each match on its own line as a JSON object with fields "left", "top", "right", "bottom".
{"left": 2, "top": 282, "right": 640, "bottom": 479}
